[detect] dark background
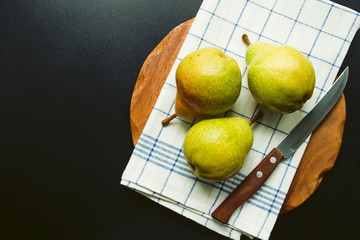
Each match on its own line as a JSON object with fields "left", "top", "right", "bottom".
{"left": 1, "top": 1, "right": 359, "bottom": 239}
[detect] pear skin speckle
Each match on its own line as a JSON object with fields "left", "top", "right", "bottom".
{"left": 183, "top": 117, "right": 253, "bottom": 182}
{"left": 246, "top": 44, "right": 316, "bottom": 113}
{"left": 175, "top": 47, "right": 242, "bottom": 119}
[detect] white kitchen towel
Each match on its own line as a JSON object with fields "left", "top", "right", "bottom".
{"left": 121, "top": 0, "right": 360, "bottom": 239}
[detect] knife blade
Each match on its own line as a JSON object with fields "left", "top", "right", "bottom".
{"left": 211, "top": 67, "right": 349, "bottom": 224}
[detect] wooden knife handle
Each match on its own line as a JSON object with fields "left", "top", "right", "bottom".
{"left": 211, "top": 148, "right": 284, "bottom": 224}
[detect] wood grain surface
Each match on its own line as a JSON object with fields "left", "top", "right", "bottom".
{"left": 129, "top": 18, "right": 346, "bottom": 214}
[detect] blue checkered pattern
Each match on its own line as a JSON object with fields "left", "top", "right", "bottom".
{"left": 122, "top": 0, "right": 360, "bottom": 239}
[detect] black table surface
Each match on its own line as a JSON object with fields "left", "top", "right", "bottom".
{"left": 1, "top": 1, "right": 360, "bottom": 239}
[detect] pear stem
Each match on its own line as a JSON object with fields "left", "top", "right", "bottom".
{"left": 162, "top": 113, "right": 177, "bottom": 126}
{"left": 242, "top": 34, "right": 251, "bottom": 46}
{"left": 249, "top": 111, "right": 263, "bottom": 126}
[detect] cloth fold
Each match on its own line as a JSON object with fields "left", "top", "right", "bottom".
{"left": 121, "top": 0, "right": 360, "bottom": 239}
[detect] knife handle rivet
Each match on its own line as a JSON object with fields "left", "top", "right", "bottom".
{"left": 256, "top": 171, "right": 263, "bottom": 178}
{"left": 270, "top": 157, "right": 277, "bottom": 163}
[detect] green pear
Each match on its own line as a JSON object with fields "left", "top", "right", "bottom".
{"left": 162, "top": 47, "right": 242, "bottom": 126}
{"left": 243, "top": 34, "right": 316, "bottom": 113}
{"left": 183, "top": 117, "right": 253, "bottom": 182}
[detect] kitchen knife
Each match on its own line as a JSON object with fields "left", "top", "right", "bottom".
{"left": 212, "top": 67, "right": 349, "bottom": 224}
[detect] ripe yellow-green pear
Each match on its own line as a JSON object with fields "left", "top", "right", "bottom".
{"left": 162, "top": 47, "right": 242, "bottom": 126}
{"left": 183, "top": 117, "right": 254, "bottom": 182}
{"left": 243, "top": 34, "right": 316, "bottom": 113}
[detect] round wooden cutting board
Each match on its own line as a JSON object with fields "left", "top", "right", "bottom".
{"left": 129, "top": 19, "right": 346, "bottom": 214}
